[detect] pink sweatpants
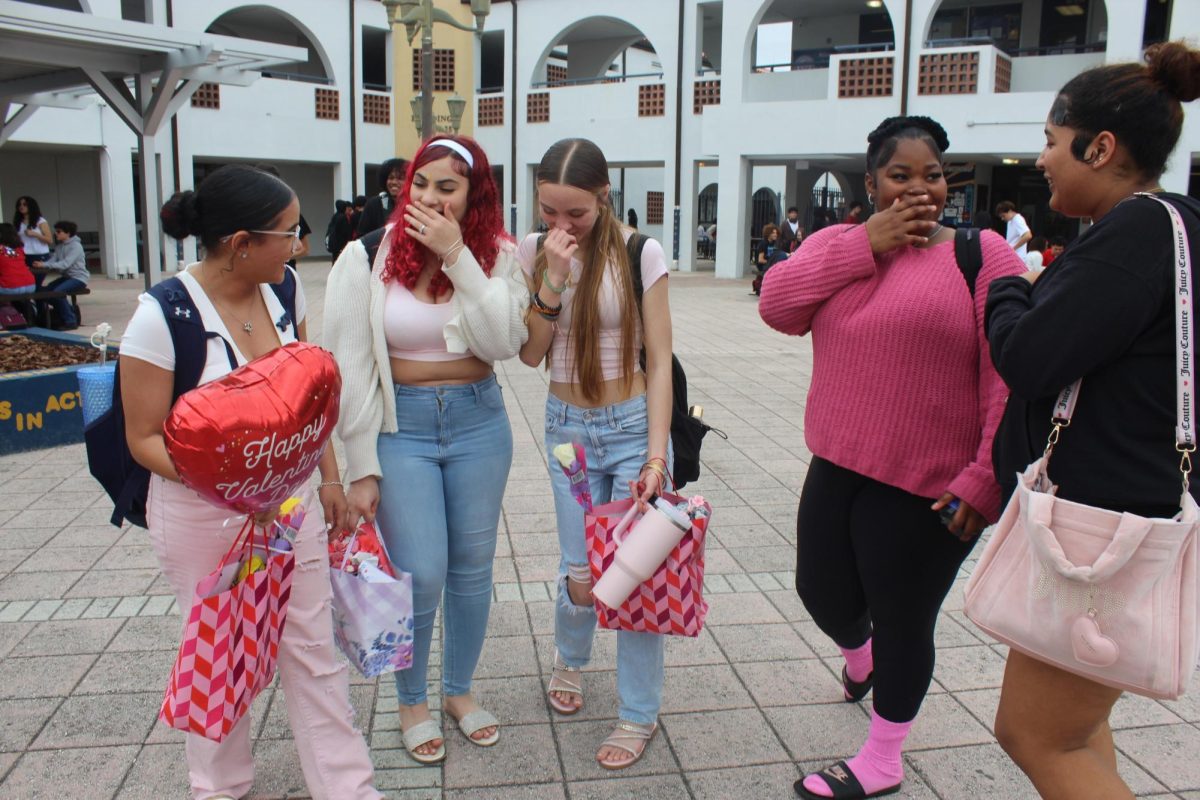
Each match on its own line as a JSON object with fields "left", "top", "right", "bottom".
{"left": 147, "top": 477, "right": 382, "bottom": 800}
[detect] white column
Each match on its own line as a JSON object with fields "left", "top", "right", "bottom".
{"left": 1103, "top": 1, "right": 1145, "bottom": 64}
{"left": 1161, "top": 150, "right": 1193, "bottom": 194}
{"left": 714, "top": 154, "right": 750, "bottom": 279}
{"left": 676, "top": 159, "right": 697, "bottom": 272}
{"left": 98, "top": 144, "right": 138, "bottom": 279}
{"left": 1169, "top": 2, "right": 1200, "bottom": 44}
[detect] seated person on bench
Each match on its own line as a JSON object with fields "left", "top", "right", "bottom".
{"left": 32, "top": 220, "right": 88, "bottom": 331}
{"left": 0, "top": 223, "right": 36, "bottom": 295}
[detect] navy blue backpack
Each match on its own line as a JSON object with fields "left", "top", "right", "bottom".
{"left": 86, "top": 270, "right": 297, "bottom": 528}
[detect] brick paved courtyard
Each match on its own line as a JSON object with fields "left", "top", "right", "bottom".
{"left": 1, "top": 264, "right": 1198, "bottom": 799}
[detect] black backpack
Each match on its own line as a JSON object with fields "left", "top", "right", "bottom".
{"left": 86, "top": 270, "right": 298, "bottom": 528}
{"left": 953, "top": 227, "right": 984, "bottom": 296}
{"left": 536, "top": 233, "right": 725, "bottom": 489}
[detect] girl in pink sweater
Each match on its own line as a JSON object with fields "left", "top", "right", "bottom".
{"left": 760, "top": 116, "right": 1024, "bottom": 800}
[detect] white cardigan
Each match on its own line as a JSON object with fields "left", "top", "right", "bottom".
{"left": 323, "top": 224, "right": 530, "bottom": 482}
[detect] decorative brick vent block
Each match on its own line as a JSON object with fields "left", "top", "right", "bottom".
{"left": 315, "top": 88, "right": 340, "bottom": 120}
{"left": 995, "top": 54, "right": 1012, "bottom": 94}
{"left": 646, "top": 191, "right": 664, "bottom": 225}
{"left": 693, "top": 79, "right": 720, "bottom": 114}
{"left": 363, "top": 93, "right": 390, "bottom": 125}
{"left": 413, "top": 48, "right": 455, "bottom": 92}
{"left": 527, "top": 92, "right": 549, "bottom": 123}
{"left": 639, "top": 84, "right": 666, "bottom": 117}
{"left": 837, "top": 56, "right": 894, "bottom": 98}
{"left": 547, "top": 63, "right": 568, "bottom": 87}
{"left": 191, "top": 82, "right": 220, "bottom": 109}
{"left": 918, "top": 52, "right": 979, "bottom": 95}
{"left": 477, "top": 95, "right": 504, "bottom": 126}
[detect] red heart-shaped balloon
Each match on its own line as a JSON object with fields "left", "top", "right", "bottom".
{"left": 164, "top": 341, "right": 341, "bottom": 514}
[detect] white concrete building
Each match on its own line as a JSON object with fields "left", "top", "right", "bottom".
{"left": 1, "top": 0, "right": 398, "bottom": 278}
{"left": 3, "top": 0, "right": 1198, "bottom": 282}
{"left": 471, "top": 0, "right": 1200, "bottom": 278}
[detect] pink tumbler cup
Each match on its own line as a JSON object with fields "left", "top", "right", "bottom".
{"left": 593, "top": 498, "right": 692, "bottom": 609}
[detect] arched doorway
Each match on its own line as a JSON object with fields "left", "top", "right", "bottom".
{"left": 207, "top": 6, "right": 334, "bottom": 84}
{"left": 532, "top": 17, "right": 660, "bottom": 87}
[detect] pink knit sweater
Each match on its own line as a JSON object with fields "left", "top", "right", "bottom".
{"left": 759, "top": 223, "right": 1026, "bottom": 523}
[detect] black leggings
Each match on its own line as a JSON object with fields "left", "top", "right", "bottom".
{"left": 795, "top": 456, "right": 976, "bottom": 723}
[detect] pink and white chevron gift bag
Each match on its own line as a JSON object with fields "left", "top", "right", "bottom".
{"left": 587, "top": 494, "right": 710, "bottom": 637}
{"left": 159, "top": 519, "right": 294, "bottom": 741}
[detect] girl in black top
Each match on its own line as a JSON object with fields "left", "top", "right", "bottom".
{"left": 985, "top": 41, "right": 1200, "bottom": 799}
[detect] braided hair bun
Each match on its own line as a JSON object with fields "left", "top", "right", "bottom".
{"left": 865, "top": 116, "right": 951, "bottom": 175}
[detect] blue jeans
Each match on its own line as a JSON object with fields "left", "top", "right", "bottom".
{"left": 545, "top": 392, "right": 668, "bottom": 726}
{"left": 45, "top": 276, "right": 86, "bottom": 326}
{"left": 375, "top": 375, "right": 513, "bottom": 705}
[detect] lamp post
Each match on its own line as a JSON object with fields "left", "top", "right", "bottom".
{"left": 382, "top": 0, "right": 491, "bottom": 140}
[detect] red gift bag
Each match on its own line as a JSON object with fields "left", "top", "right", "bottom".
{"left": 159, "top": 517, "right": 295, "bottom": 741}
{"left": 586, "top": 493, "right": 710, "bottom": 636}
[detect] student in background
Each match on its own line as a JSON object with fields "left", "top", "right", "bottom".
{"left": 996, "top": 200, "right": 1032, "bottom": 256}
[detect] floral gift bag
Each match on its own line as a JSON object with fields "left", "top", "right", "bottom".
{"left": 328, "top": 522, "right": 414, "bottom": 677}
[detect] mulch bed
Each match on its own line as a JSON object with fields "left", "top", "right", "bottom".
{"left": 0, "top": 335, "right": 106, "bottom": 374}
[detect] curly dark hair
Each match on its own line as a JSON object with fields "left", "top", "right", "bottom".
{"left": 865, "top": 116, "right": 950, "bottom": 175}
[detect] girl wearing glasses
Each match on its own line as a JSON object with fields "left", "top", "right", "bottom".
{"left": 324, "top": 135, "right": 529, "bottom": 764}
{"left": 119, "top": 165, "right": 382, "bottom": 799}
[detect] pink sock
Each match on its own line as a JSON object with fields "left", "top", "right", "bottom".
{"left": 841, "top": 638, "right": 873, "bottom": 683}
{"left": 802, "top": 711, "right": 911, "bottom": 798}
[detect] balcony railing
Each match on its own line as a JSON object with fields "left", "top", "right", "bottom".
{"left": 925, "top": 36, "right": 1105, "bottom": 58}
{"left": 753, "top": 42, "right": 892, "bottom": 73}
{"left": 530, "top": 70, "right": 664, "bottom": 89}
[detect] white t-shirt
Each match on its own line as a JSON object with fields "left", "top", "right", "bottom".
{"left": 1023, "top": 250, "right": 1044, "bottom": 271}
{"left": 120, "top": 266, "right": 307, "bottom": 386}
{"left": 1006, "top": 213, "right": 1031, "bottom": 256}
{"left": 18, "top": 219, "right": 50, "bottom": 256}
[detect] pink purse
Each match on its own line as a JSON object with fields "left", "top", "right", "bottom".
{"left": 964, "top": 194, "right": 1200, "bottom": 700}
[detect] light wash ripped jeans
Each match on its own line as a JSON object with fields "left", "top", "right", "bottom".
{"left": 545, "top": 391, "right": 668, "bottom": 726}
{"left": 375, "top": 374, "right": 513, "bottom": 706}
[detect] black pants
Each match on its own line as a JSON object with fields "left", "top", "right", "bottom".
{"left": 795, "top": 456, "right": 976, "bottom": 722}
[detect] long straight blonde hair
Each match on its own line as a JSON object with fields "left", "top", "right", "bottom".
{"left": 532, "top": 139, "right": 638, "bottom": 402}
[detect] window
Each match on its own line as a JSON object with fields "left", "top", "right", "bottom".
{"left": 413, "top": 48, "right": 455, "bottom": 92}
{"left": 362, "top": 27, "right": 389, "bottom": 89}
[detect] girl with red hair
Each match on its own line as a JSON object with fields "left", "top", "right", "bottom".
{"left": 324, "top": 135, "right": 528, "bottom": 764}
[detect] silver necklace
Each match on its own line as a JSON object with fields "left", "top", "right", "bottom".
{"left": 208, "top": 294, "right": 255, "bottom": 334}
{"left": 928, "top": 223, "right": 945, "bottom": 239}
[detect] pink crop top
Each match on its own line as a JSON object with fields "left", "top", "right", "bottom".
{"left": 515, "top": 232, "right": 669, "bottom": 383}
{"left": 384, "top": 281, "right": 471, "bottom": 361}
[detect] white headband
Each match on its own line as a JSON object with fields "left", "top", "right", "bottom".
{"left": 426, "top": 139, "right": 474, "bottom": 168}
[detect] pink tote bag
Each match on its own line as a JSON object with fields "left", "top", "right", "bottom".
{"left": 964, "top": 194, "right": 1200, "bottom": 700}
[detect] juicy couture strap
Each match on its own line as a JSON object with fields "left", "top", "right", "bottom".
{"left": 1046, "top": 193, "right": 1195, "bottom": 485}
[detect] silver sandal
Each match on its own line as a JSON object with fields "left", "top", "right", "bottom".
{"left": 597, "top": 720, "right": 657, "bottom": 770}
{"left": 546, "top": 650, "right": 583, "bottom": 715}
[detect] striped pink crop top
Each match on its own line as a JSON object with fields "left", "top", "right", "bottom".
{"left": 515, "top": 232, "right": 669, "bottom": 383}
{"left": 383, "top": 280, "right": 470, "bottom": 361}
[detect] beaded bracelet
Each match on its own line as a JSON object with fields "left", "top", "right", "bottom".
{"left": 317, "top": 481, "right": 343, "bottom": 490}
{"left": 530, "top": 290, "right": 562, "bottom": 318}
{"left": 542, "top": 269, "right": 568, "bottom": 294}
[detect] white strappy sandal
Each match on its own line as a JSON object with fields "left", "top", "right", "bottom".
{"left": 546, "top": 650, "right": 583, "bottom": 715}
{"left": 597, "top": 720, "right": 657, "bottom": 770}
